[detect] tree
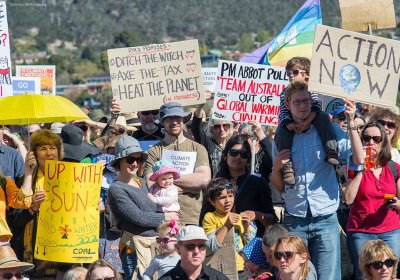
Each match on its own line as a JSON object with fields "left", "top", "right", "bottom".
{"left": 237, "top": 33, "right": 254, "bottom": 53}
{"left": 114, "top": 29, "right": 141, "bottom": 47}
{"left": 81, "top": 46, "right": 96, "bottom": 61}
{"left": 256, "top": 29, "right": 272, "bottom": 44}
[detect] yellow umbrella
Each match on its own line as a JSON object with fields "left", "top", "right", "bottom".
{"left": 0, "top": 94, "right": 89, "bottom": 125}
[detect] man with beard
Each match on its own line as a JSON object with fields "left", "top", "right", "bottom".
{"left": 144, "top": 102, "right": 211, "bottom": 225}
{"left": 131, "top": 110, "right": 164, "bottom": 141}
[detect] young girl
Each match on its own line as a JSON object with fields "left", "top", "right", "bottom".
{"left": 147, "top": 160, "right": 180, "bottom": 213}
{"left": 240, "top": 237, "right": 272, "bottom": 280}
{"left": 202, "top": 177, "right": 256, "bottom": 277}
{"left": 143, "top": 220, "right": 181, "bottom": 280}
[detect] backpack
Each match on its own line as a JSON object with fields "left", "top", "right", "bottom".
{"left": 388, "top": 160, "right": 399, "bottom": 182}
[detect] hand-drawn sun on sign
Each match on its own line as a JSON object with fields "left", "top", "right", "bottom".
{"left": 59, "top": 225, "right": 72, "bottom": 239}
{"left": 339, "top": 64, "right": 361, "bottom": 95}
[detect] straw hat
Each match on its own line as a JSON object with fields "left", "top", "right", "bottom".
{"left": 0, "top": 246, "right": 34, "bottom": 271}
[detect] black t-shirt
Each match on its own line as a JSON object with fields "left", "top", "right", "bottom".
{"left": 131, "top": 127, "right": 164, "bottom": 141}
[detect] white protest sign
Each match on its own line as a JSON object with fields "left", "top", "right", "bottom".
{"left": 202, "top": 67, "right": 217, "bottom": 92}
{"left": 12, "top": 77, "right": 41, "bottom": 95}
{"left": 212, "top": 60, "right": 288, "bottom": 126}
{"left": 308, "top": 25, "right": 400, "bottom": 108}
{"left": 107, "top": 40, "right": 205, "bottom": 113}
{"left": 0, "top": 1, "right": 12, "bottom": 97}
{"left": 161, "top": 150, "right": 196, "bottom": 175}
{"left": 15, "top": 65, "right": 56, "bottom": 95}
{"left": 339, "top": 0, "right": 396, "bottom": 32}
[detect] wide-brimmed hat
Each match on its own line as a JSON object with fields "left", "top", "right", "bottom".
{"left": 149, "top": 160, "right": 180, "bottom": 182}
{"left": 159, "top": 102, "right": 192, "bottom": 124}
{"left": 88, "top": 109, "right": 108, "bottom": 123}
{"left": 177, "top": 225, "right": 208, "bottom": 242}
{"left": 124, "top": 112, "right": 141, "bottom": 127}
{"left": 110, "top": 135, "right": 147, "bottom": 167}
{"left": 61, "top": 124, "right": 100, "bottom": 162}
{"left": 0, "top": 246, "right": 34, "bottom": 272}
{"left": 240, "top": 237, "right": 269, "bottom": 269}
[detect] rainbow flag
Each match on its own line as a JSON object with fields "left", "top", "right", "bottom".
{"left": 240, "top": 0, "right": 322, "bottom": 66}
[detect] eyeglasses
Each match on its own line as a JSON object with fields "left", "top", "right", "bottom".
{"left": 291, "top": 99, "right": 311, "bottom": 106}
{"left": 287, "top": 69, "right": 306, "bottom": 76}
{"left": 213, "top": 124, "right": 230, "bottom": 130}
{"left": 369, "top": 258, "right": 395, "bottom": 270}
{"left": 362, "top": 135, "right": 383, "bottom": 144}
{"left": 1, "top": 272, "right": 24, "bottom": 280}
{"left": 227, "top": 149, "right": 249, "bottom": 159}
{"left": 377, "top": 119, "right": 397, "bottom": 130}
{"left": 273, "top": 251, "right": 296, "bottom": 261}
{"left": 125, "top": 155, "right": 147, "bottom": 164}
{"left": 156, "top": 237, "right": 177, "bottom": 244}
{"left": 141, "top": 110, "right": 159, "bottom": 116}
{"left": 335, "top": 114, "right": 347, "bottom": 121}
{"left": 182, "top": 243, "right": 207, "bottom": 251}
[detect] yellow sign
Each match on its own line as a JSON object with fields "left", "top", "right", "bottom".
{"left": 35, "top": 160, "right": 103, "bottom": 263}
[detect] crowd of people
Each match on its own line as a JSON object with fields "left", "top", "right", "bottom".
{"left": 0, "top": 56, "right": 399, "bottom": 280}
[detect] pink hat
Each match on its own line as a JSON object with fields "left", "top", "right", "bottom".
{"left": 149, "top": 160, "right": 180, "bottom": 182}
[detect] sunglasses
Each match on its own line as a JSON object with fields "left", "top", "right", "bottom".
{"left": 213, "top": 124, "right": 230, "bottom": 130}
{"left": 369, "top": 258, "right": 395, "bottom": 270}
{"left": 362, "top": 135, "right": 383, "bottom": 144}
{"left": 287, "top": 69, "right": 306, "bottom": 76}
{"left": 377, "top": 119, "right": 397, "bottom": 130}
{"left": 273, "top": 251, "right": 295, "bottom": 261}
{"left": 125, "top": 155, "right": 147, "bottom": 164}
{"left": 227, "top": 149, "right": 249, "bottom": 159}
{"left": 182, "top": 243, "right": 207, "bottom": 251}
{"left": 1, "top": 273, "right": 24, "bottom": 280}
{"left": 156, "top": 237, "right": 177, "bottom": 244}
{"left": 141, "top": 110, "right": 159, "bottom": 116}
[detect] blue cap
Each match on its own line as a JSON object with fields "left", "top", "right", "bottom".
{"left": 240, "top": 237, "right": 269, "bottom": 269}
{"left": 331, "top": 105, "right": 346, "bottom": 117}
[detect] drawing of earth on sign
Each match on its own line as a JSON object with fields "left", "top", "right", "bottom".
{"left": 339, "top": 64, "right": 361, "bottom": 95}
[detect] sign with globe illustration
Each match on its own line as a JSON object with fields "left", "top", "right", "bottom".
{"left": 309, "top": 25, "right": 400, "bottom": 109}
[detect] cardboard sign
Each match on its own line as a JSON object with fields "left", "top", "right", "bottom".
{"left": 212, "top": 60, "right": 289, "bottom": 126}
{"left": 161, "top": 150, "right": 196, "bottom": 175}
{"left": 12, "top": 76, "right": 40, "bottom": 95}
{"left": 16, "top": 65, "right": 56, "bottom": 95}
{"left": 0, "top": 1, "right": 13, "bottom": 97}
{"left": 107, "top": 40, "right": 205, "bottom": 113}
{"left": 35, "top": 161, "right": 102, "bottom": 263}
{"left": 205, "top": 228, "right": 238, "bottom": 280}
{"left": 202, "top": 67, "right": 218, "bottom": 92}
{"left": 308, "top": 25, "right": 400, "bottom": 108}
{"left": 339, "top": 0, "right": 396, "bottom": 32}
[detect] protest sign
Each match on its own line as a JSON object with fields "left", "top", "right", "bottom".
{"left": 161, "top": 150, "right": 196, "bottom": 175}
{"left": 205, "top": 228, "right": 238, "bottom": 280}
{"left": 35, "top": 160, "right": 102, "bottom": 263}
{"left": 202, "top": 67, "right": 217, "bottom": 92}
{"left": 212, "top": 60, "right": 288, "bottom": 126}
{"left": 308, "top": 25, "right": 400, "bottom": 108}
{"left": 339, "top": 0, "right": 396, "bottom": 32}
{"left": 16, "top": 65, "right": 56, "bottom": 95}
{"left": 0, "top": 1, "right": 12, "bottom": 97}
{"left": 107, "top": 40, "right": 205, "bottom": 113}
{"left": 12, "top": 77, "right": 40, "bottom": 95}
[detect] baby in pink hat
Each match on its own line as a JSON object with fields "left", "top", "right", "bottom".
{"left": 148, "top": 160, "right": 180, "bottom": 213}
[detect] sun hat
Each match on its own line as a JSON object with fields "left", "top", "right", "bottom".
{"left": 61, "top": 124, "right": 100, "bottom": 162}
{"left": 0, "top": 246, "right": 34, "bottom": 272}
{"left": 93, "top": 134, "right": 122, "bottom": 150}
{"left": 177, "top": 225, "right": 208, "bottom": 242}
{"left": 240, "top": 237, "right": 269, "bottom": 269}
{"left": 50, "top": 122, "right": 65, "bottom": 134}
{"left": 110, "top": 135, "right": 147, "bottom": 167}
{"left": 159, "top": 102, "right": 192, "bottom": 124}
{"left": 124, "top": 112, "right": 141, "bottom": 127}
{"left": 88, "top": 109, "right": 108, "bottom": 123}
{"left": 149, "top": 160, "right": 180, "bottom": 182}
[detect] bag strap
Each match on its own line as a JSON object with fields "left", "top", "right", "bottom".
{"left": 388, "top": 160, "right": 398, "bottom": 182}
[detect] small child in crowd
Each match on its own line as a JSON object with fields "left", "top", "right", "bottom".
{"left": 143, "top": 220, "right": 181, "bottom": 280}
{"left": 202, "top": 178, "right": 256, "bottom": 276}
{"left": 147, "top": 160, "right": 180, "bottom": 213}
{"left": 275, "top": 56, "right": 339, "bottom": 185}
{"left": 240, "top": 237, "right": 272, "bottom": 280}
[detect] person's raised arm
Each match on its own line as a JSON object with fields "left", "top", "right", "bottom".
{"left": 344, "top": 99, "right": 364, "bottom": 165}
{"left": 100, "top": 99, "right": 121, "bottom": 137}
